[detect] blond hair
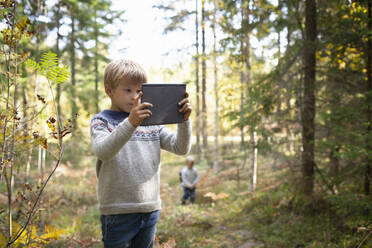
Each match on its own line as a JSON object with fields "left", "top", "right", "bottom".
{"left": 186, "top": 155, "right": 195, "bottom": 163}
{"left": 104, "top": 59, "right": 147, "bottom": 89}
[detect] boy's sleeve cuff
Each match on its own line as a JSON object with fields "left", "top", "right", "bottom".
{"left": 179, "top": 119, "right": 191, "bottom": 126}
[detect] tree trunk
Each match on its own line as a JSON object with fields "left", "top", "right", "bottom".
{"left": 329, "top": 146, "right": 339, "bottom": 188}
{"left": 212, "top": 0, "right": 219, "bottom": 172}
{"left": 22, "top": 83, "right": 32, "bottom": 181}
{"left": 38, "top": 146, "right": 42, "bottom": 178}
{"left": 94, "top": 10, "right": 100, "bottom": 114}
{"left": 8, "top": 37, "right": 19, "bottom": 243}
{"left": 365, "top": 0, "right": 371, "bottom": 195}
{"left": 242, "top": 0, "right": 255, "bottom": 192}
{"left": 56, "top": 2, "right": 62, "bottom": 118}
{"left": 195, "top": 0, "right": 201, "bottom": 160}
{"left": 251, "top": 131, "right": 258, "bottom": 192}
{"left": 201, "top": 0, "right": 208, "bottom": 157}
{"left": 301, "top": 0, "right": 316, "bottom": 196}
{"left": 70, "top": 14, "right": 78, "bottom": 130}
{"left": 240, "top": 72, "right": 245, "bottom": 149}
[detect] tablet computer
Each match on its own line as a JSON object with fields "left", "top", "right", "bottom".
{"left": 140, "top": 83, "right": 186, "bottom": 126}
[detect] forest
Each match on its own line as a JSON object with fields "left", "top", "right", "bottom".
{"left": 0, "top": 0, "right": 371, "bottom": 247}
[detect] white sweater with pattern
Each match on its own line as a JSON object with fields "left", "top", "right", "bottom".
{"left": 90, "top": 110, "right": 192, "bottom": 215}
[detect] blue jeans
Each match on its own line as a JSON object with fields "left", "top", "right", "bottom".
{"left": 100, "top": 210, "right": 160, "bottom": 248}
{"left": 182, "top": 186, "right": 196, "bottom": 204}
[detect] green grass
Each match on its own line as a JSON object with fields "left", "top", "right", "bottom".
{"left": 2, "top": 149, "right": 372, "bottom": 247}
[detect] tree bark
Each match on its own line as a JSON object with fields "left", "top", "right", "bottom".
{"left": 56, "top": 1, "right": 62, "bottom": 118}
{"left": 212, "top": 0, "right": 219, "bottom": 172}
{"left": 201, "top": 0, "right": 208, "bottom": 157}
{"left": 251, "top": 131, "right": 258, "bottom": 192}
{"left": 242, "top": 0, "right": 256, "bottom": 192}
{"left": 301, "top": 0, "right": 316, "bottom": 196}
{"left": 365, "top": 0, "right": 371, "bottom": 195}
{"left": 195, "top": 0, "right": 201, "bottom": 160}
{"left": 70, "top": 14, "right": 78, "bottom": 130}
{"left": 94, "top": 10, "right": 100, "bottom": 114}
{"left": 240, "top": 72, "right": 245, "bottom": 149}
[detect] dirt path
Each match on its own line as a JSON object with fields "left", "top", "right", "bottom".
{"left": 159, "top": 164, "right": 266, "bottom": 248}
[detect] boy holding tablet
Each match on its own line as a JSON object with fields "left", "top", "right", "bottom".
{"left": 90, "top": 59, "right": 192, "bottom": 248}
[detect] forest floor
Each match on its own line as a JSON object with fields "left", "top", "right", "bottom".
{"left": 39, "top": 152, "right": 267, "bottom": 248}
{"left": 4, "top": 150, "right": 371, "bottom": 247}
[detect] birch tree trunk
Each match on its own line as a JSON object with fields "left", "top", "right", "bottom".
{"left": 56, "top": 1, "right": 62, "bottom": 118}
{"left": 240, "top": 72, "right": 245, "bottom": 149}
{"left": 250, "top": 131, "right": 258, "bottom": 192}
{"left": 195, "top": 0, "right": 201, "bottom": 160}
{"left": 70, "top": 13, "right": 78, "bottom": 130}
{"left": 212, "top": 0, "right": 219, "bottom": 172}
{"left": 201, "top": 0, "right": 208, "bottom": 158}
{"left": 94, "top": 10, "right": 100, "bottom": 114}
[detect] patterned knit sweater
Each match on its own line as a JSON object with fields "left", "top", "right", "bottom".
{"left": 90, "top": 110, "right": 192, "bottom": 215}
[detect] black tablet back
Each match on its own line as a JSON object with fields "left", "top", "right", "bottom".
{"left": 140, "top": 83, "right": 186, "bottom": 126}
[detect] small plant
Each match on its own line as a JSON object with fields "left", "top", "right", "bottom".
{"left": 0, "top": 4, "right": 71, "bottom": 244}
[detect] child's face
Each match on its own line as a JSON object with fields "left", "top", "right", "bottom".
{"left": 106, "top": 79, "right": 143, "bottom": 113}
{"left": 187, "top": 161, "right": 194, "bottom": 169}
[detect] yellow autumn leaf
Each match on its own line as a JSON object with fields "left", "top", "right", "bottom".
{"left": 47, "top": 121, "right": 55, "bottom": 132}
{"left": 0, "top": 232, "right": 7, "bottom": 247}
{"left": 40, "top": 225, "right": 67, "bottom": 241}
{"left": 204, "top": 192, "right": 229, "bottom": 201}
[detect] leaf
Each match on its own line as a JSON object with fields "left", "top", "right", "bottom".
{"left": 36, "top": 51, "right": 70, "bottom": 84}
{"left": 48, "top": 117, "right": 56, "bottom": 123}
{"left": 0, "top": 232, "right": 7, "bottom": 247}
{"left": 37, "top": 94, "right": 46, "bottom": 104}
{"left": 204, "top": 192, "right": 229, "bottom": 201}
{"left": 46, "top": 119, "right": 55, "bottom": 132}
{"left": 158, "top": 237, "right": 176, "bottom": 248}
{"left": 25, "top": 59, "right": 40, "bottom": 72}
{"left": 40, "top": 138, "right": 47, "bottom": 149}
{"left": 40, "top": 225, "right": 67, "bottom": 241}
{"left": 16, "top": 16, "right": 30, "bottom": 32}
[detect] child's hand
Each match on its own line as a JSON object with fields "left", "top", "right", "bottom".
{"left": 128, "top": 92, "right": 152, "bottom": 127}
{"left": 178, "top": 92, "right": 192, "bottom": 121}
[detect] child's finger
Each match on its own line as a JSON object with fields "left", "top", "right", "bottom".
{"left": 138, "top": 102, "right": 153, "bottom": 110}
{"left": 139, "top": 113, "right": 151, "bottom": 119}
{"left": 134, "top": 92, "right": 143, "bottom": 107}
{"left": 178, "top": 98, "right": 189, "bottom": 106}
{"left": 138, "top": 109, "right": 152, "bottom": 116}
{"left": 179, "top": 103, "right": 191, "bottom": 113}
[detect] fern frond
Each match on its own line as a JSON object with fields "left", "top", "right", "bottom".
{"left": 40, "top": 51, "right": 59, "bottom": 78}
{"left": 55, "top": 66, "right": 70, "bottom": 84}
{"left": 27, "top": 51, "right": 70, "bottom": 85}
{"left": 25, "top": 59, "right": 40, "bottom": 72}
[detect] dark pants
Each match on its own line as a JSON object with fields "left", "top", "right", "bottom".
{"left": 182, "top": 186, "right": 196, "bottom": 204}
{"left": 100, "top": 210, "right": 159, "bottom": 248}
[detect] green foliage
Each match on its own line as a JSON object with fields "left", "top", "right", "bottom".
{"left": 25, "top": 51, "right": 70, "bottom": 85}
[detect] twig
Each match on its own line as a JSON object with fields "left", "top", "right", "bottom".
{"left": 357, "top": 230, "right": 372, "bottom": 248}
{"left": 7, "top": 59, "right": 66, "bottom": 247}
{"left": 0, "top": 0, "right": 16, "bottom": 187}
{"left": 7, "top": 147, "right": 64, "bottom": 247}
{"left": 314, "top": 163, "right": 336, "bottom": 195}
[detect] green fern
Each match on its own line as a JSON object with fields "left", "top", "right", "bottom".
{"left": 26, "top": 51, "right": 70, "bottom": 84}
{"left": 25, "top": 59, "right": 40, "bottom": 72}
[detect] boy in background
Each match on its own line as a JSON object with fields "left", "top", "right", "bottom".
{"left": 181, "top": 155, "right": 199, "bottom": 205}
{"left": 90, "top": 59, "right": 192, "bottom": 248}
